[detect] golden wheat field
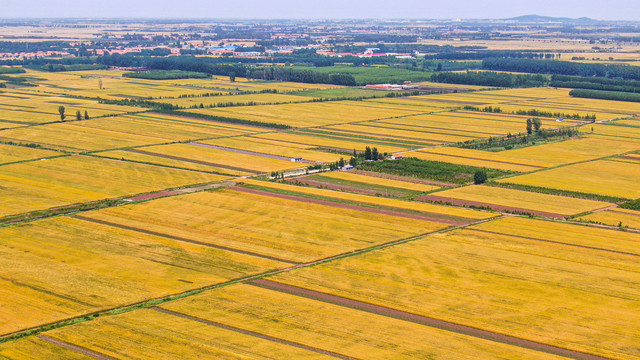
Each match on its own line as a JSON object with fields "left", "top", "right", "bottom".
{"left": 0, "top": 155, "right": 225, "bottom": 217}
{"left": 273, "top": 217, "right": 640, "bottom": 359}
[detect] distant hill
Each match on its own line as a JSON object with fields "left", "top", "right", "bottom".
{"left": 505, "top": 14, "right": 600, "bottom": 24}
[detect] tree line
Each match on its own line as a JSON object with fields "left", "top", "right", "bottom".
{"left": 431, "top": 71, "right": 547, "bottom": 88}
{"left": 483, "top": 58, "right": 640, "bottom": 80}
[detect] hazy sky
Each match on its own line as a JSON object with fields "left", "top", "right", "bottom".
{"left": 2, "top": 0, "right": 638, "bottom": 20}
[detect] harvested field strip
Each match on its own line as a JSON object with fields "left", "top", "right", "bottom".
{"left": 374, "top": 120, "right": 504, "bottom": 137}
{"left": 336, "top": 123, "right": 481, "bottom": 140}
{"left": 240, "top": 179, "right": 492, "bottom": 219}
{"left": 312, "top": 172, "right": 439, "bottom": 192}
{"left": 320, "top": 127, "right": 450, "bottom": 143}
{"left": 289, "top": 178, "right": 405, "bottom": 197}
{"left": 125, "top": 148, "right": 261, "bottom": 175}
{"left": 36, "top": 335, "right": 117, "bottom": 360}
{"left": 235, "top": 186, "right": 468, "bottom": 225}
{"left": 247, "top": 279, "right": 608, "bottom": 360}
{"left": 299, "top": 129, "right": 432, "bottom": 147}
{"left": 415, "top": 194, "right": 566, "bottom": 218}
{"left": 415, "top": 150, "right": 546, "bottom": 169}
{"left": 189, "top": 142, "right": 315, "bottom": 164}
{"left": 350, "top": 169, "right": 457, "bottom": 187}
{"left": 466, "top": 228, "right": 640, "bottom": 257}
{"left": 425, "top": 185, "right": 614, "bottom": 216}
{"left": 72, "top": 214, "right": 299, "bottom": 264}
{"left": 152, "top": 307, "right": 357, "bottom": 360}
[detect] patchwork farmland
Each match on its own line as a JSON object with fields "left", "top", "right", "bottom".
{"left": 1, "top": 56, "right": 639, "bottom": 360}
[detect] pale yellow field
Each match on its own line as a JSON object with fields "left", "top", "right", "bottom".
{"left": 495, "top": 103, "right": 621, "bottom": 122}
{"left": 587, "top": 123, "right": 640, "bottom": 142}
{"left": 41, "top": 308, "right": 332, "bottom": 359}
{"left": 318, "top": 171, "right": 440, "bottom": 192}
{"left": 252, "top": 131, "right": 412, "bottom": 153}
{"left": 577, "top": 209, "right": 640, "bottom": 229}
{"left": 158, "top": 284, "right": 564, "bottom": 360}
{"left": 0, "top": 337, "right": 91, "bottom": 360}
{"left": 138, "top": 143, "right": 302, "bottom": 173}
{"left": 363, "top": 96, "right": 458, "bottom": 111}
{"left": 188, "top": 100, "right": 423, "bottom": 128}
{"left": 406, "top": 150, "right": 539, "bottom": 172}
{"left": 497, "top": 159, "right": 640, "bottom": 199}
{"left": 28, "top": 72, "right": 220, "bottom": 100}
{"left": 532, "top": 97, "right": 640, "bottom": 115}
{"left": 94, "top": 149, "right": 251, "bottom": 176}
{"left": 160, "top": 93, "right": 314, "bottom": 108}
{"left": 201, "top": 137, "right": 344, "bottom": 163}
{"left": 73, "top": 112, "right": 258, "bottom": 142}
{"left": 0, "top": 89, "right": 140, "bottom": 125}
{"left": 172, "top": 75, "right": 343, "bottom": 92}
{"left": 0, "top": 214, "right": 283, "bottom": 335}
{"left": 322, "top": 123, "right": 474, "bottom": 144}
{"left": 411, "top": 136, "right": 640, "bottom": 170}
{"left": 81, "top": 188, "right": 446, "bottom": 264}
{"left": 274, "top": 216, "right": 640, "bottom": 359}
{"left": 0, "top": 144, "right": 59, "bottom": 164}
{"left": 240, "top": 178, "right": 495, "bottom": 220}
{"left": 431, "top": 185, "right": 613, "bottom": 216}
{"left": 0, "top": 122, "right": 163, "bottom": 152}
{"left": 0, "top": 155, "right": 224, "bottom": 217}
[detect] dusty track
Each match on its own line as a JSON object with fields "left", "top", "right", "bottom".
{"left": 37, "top": 335, "right": 118, "bottom": 360}
{"left": 414, "top": 150, "right": 546, "bottom": 169}
{"left": 248, "top": 279, "right": 611, "bottom": 360}
{"left": 152, "top": 307, "right": 358, "bottom": 360}
{"left": 126, "top": 148, "right": 261, "bottom": 174}
{"left": 290, "top": 178, "right": 405, "bottom": 197}
{"left": 350, "top": 169, "right": 457, "bottom": 187}
{"left": 466, "top": 228, "right": 640, "bottom": 257}
{"left": 72, "top": 214, "right": 299, "bottom": 264}
{"left": 415, "top": 194, "right": 566, "bottom": 218}
{"left": 189, "top": 142, "right": 317, "bottom": 164}
{"left": 233, "top": 186, "right": 469, "bottom": 225}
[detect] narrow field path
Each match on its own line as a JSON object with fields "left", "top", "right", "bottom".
{"left": 189, "top": 142, "right": 318, "bottom": 164}
{"left": 126, "top": 148, "right": 262, "bottom": 174}
{"left": 72, "top": 214, "right": 299, "bottom": 264}
{"left": 152, "top": 307, "right": 359, "bottom": 360}
{"left": 247, "top": 279, "right": 612, "bottom": 360}
{"left": 234, "top": 186, "right": 469, "bottom": 225}
{"left": 36, "top": 335, "right": 119, "bottom": 360}
{"left": 466, "top": 228, "right": 640, "bottom": 257}
{"left": 415, "top": 194, "right": 566, "bottom": 218}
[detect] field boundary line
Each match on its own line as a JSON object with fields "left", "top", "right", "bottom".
{"left": 72, "top": 214, "right": 299, "bottom": 265}
{"left": 0, "top": 215, "right": 495, "bottom": 344}
{"left": 152, "top": 307, "right": 358, "bottom": 360}
{"left": 466, "top": 228, "right": 640, "bottom": 257}
{"left": 233, "top": 186, "right": 469, "bottom": 225}
{"left": 247, "top": 279, "right": 611, "bottom": 360}
{"left": 36, "top": 335, "right": 119, "bottom": 360}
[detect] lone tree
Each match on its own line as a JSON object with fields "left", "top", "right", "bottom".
{"left": 84, "top": 110, "right": 90, "bottom": 120}
{"left": 532, "top": 117, "right": 542, "bottom": 132}
{"left": 371, "top": 147, "right": 379, "bottom": 161}
{"left": 229, "top": 71, "right": 236, "bottom": 82}
{"left": 58, "top": 106, "right": 65, "bottom": 121}
{"left": 474, "top": 170, "right": 488, "bottom": 185}
{"left": 526, "top": 118, "right": 533, "bottom": 135}
{"left": 76, "top": 110, "right": 82, "bottom": 120}
{"left": 364, "top": 146, "right": 372, "bottom": 160}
